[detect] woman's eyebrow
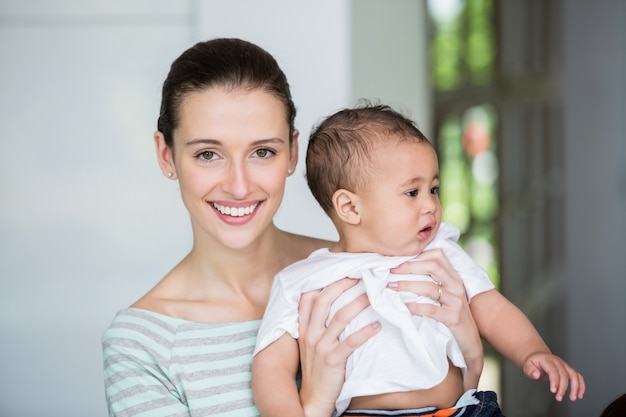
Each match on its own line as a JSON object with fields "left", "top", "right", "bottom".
{"left": 185, "top": 137, "right": 286, "bottom": 146}
{"left": 250, "top": 137, "right": 286, "bottom": 146}
{"left": 185, "top": 138, "right": 221, "bottom": 146}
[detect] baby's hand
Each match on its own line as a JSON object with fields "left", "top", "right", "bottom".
{"left": 523, "top": 352, "right": 585, "bottom": 402}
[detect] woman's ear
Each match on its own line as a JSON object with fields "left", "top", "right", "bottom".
{"left": 154, "top": 131, "right": 177, "bottom": 179}
{"left": 287, "top": 129, "right": 299, "bottom": 176}
{"left": 332, "top": 189, "right": 361, "bottom": 225}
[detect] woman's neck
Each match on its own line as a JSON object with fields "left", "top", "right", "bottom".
{"left": 133, "top": 223, "right": 328, "bottom": 322}
{"left": 184, "top": 223, "right": 286, "bottom": 289}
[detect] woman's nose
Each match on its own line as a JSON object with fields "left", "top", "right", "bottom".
{"left": 222, "top": 162, "right": 251, "bottom": 198}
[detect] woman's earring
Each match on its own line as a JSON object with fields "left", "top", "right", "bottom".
{"left": 167, "top": 172, "right": 174, "bottom": 178}
{"left": 287, "top": 168, "right": 293, "bottom": 174}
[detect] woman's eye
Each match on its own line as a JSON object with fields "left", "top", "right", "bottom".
{"left": 431, "top": 186, "right": 440, "bottom": 195}
{"left": 254, "top": 148, "right": 275, "bottom": 159}
{"left": 197, "top": 150, "right": 216, "bottom": 161}
{"left": 406, "top": 189, "right": 418, "bottom": 197}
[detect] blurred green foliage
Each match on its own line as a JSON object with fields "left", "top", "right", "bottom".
{"left": 429, "top": 0, "right": 499, "bottom": 288}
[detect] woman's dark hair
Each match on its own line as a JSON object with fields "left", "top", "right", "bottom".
{"left": 157, "top": 38, "right": 297, "bottom": 148}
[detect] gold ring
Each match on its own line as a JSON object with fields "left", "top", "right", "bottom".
{"left": 435, "top": 281, "right": 443, "bottom": 303}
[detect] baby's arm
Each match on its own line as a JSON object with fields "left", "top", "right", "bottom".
{"left": 470, "top": 289, "right": 585, "bottom": 401}
{"left": 252, "top": 333, "right": 304, "bottom": 417}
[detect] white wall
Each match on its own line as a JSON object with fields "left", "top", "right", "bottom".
{"left": 0, "top": 2, "right": 192, "bottom": 416}
{"left": 0, "top": 1, "right": 429, "bottom": 416}
{"left": 351, "top": 1, "right": 432, "bottom": 137}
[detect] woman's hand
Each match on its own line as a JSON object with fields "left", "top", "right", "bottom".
{"left": 297, "top": 278, "right": 381, "bottom": 417}
{"left": 389, "top": 248, "right": 484, "bottom": 390}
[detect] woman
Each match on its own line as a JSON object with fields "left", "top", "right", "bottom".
{"left": 101, "top": 38, "right": 483, "bottom": 417}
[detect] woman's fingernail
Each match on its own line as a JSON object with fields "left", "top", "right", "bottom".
{"left": 387, "top": 282, "right": 398, "bottom": 289}
{"left": 372, "top": 321, "right": 381, "bottom": 330}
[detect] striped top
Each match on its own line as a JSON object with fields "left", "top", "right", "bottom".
{"left": 102, "top": 308, "right": 261, "bottom": 417}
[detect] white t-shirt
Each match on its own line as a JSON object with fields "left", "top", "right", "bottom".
{"left": 254, "top": 223, "right": 495, "bottom": 416}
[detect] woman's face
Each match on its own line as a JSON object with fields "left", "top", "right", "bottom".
{"left": 156, "top": 87, "right": 298, "bottom": 249}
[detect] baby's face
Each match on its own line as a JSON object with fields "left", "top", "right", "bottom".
{"left": 353, "top": 140, "right": 442, "bottom": 256}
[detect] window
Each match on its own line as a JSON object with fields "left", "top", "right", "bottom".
{"left": 427, "top": 0, "right": 501, "bottom": 394}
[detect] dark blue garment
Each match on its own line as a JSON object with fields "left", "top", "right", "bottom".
{"left": 341, "top": 390, "right": 505, "bottom": 417}
{"left": 466, "top": 391, "right": 505, "bottom": 417}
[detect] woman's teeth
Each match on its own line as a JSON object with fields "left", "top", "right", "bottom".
{"left": 212, "top": 202, "right": 258, "bottom": 217}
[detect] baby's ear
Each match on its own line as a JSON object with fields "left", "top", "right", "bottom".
{"left": 332, "top": 189, "right": 361, "bottom": 225}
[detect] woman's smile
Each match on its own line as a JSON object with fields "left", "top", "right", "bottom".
{"left": 211, "top": 201, "right": 260, "bottom": 217}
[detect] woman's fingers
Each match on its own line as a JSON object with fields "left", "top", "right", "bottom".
{"left": 391, "top": 249, "right": 468, "bottom": 305}
{"left": 297, "top": 278, "right": 379, "bottom": 414}
{"left": 323, "top": 293, "right": 374, "bottom": 360}
{"left": 298, "top": 289, "right": 318, "bottom": 333}
{"left": 388, "top": 280, "right": 446, "bottom": 304}
{"left": 392, "top": 248, "right": 456, "bottom": 276}
{"left": 336, "top": 318, "right": 381, "bottom": 361}
{"left": 299, "top": 278, "right": 359, "bottom": 340}
{"left": 388, "top": 247, "right": 483, "bottom": 390}
{"left": 298, "top": 277, "right": 376, "bottom": 363}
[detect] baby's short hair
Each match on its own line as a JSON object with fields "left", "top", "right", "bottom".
{"left": 306, "top": 101, "right": 430, "bottom": 214}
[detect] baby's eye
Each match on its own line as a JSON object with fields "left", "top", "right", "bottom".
{"left": 253, "top": 148, "right": 276, "bottom": 159}
{"left": 431, "top": 186, "right": 440, "bottom": 195}
{"left": 197, "top": 150, "right": 217, "bottom": 161}
{"left": 405, "top": 189, "right": 418, "bottom": 197}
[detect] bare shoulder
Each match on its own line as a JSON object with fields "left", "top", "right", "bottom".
{"left": 130, "top": 279, "right": 169, "bottom": 312}
{"left": 129, "top": 278, "right": 198, "bottom": 319}
{"left": 129, "top": 267, "right": 184, "bottom": 314}
{"left": 280, "top": 231, "right": 334, "bottom": 263}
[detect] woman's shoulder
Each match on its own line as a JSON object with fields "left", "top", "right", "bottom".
{"left": 102, "top": 308, "right": 262, "bottom": 348}
{"left": 281, "top": 231, "right": 334, "bottom": 261}
{"left": 106, "top": 307, "right": 186, "bottom": 325}
{"left": 102, "top": 308, "right": 184, "bottom": 345}
{"left": 104, "top": 307, "right": 262, "bottom": 328}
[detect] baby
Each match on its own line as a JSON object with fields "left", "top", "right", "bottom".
{"left": 252, "top": 103, "right": 584, "bottom": 417}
